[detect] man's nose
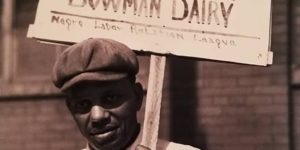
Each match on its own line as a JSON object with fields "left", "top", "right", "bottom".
{"left": 90, "top": 105, "right": 109, "bottom": 125}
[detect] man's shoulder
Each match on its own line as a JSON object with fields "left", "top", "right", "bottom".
{"left": 157, "top": 139, "right": 201, "bottom": 150}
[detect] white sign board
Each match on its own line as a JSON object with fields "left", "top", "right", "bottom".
{"left": 28, "top": 0, "right": 273, "bottom": 66}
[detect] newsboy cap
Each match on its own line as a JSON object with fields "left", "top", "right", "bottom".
{"left": 52, "top": 38, "right": 139, "bottom": 91}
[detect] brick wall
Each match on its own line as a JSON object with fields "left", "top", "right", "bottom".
{"left": 292, "top": 1, "right": 300, "bottom": 150}
{"left": 0, "top": 97, "right": 85, "bottom": 150}
{"left": 162, "top": 0, "right": 290, "bottom": 150}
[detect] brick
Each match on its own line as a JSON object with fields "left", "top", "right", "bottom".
{"left": 255, "top": 105, "right": 287, "bottom": 115}
{"left": 274, "top": 136, "right": 289, "bottom": 144}
{"left": 217, "top": 145, "right": 255, "bottom": 150}
{"left": 200, "top": 117, "right": 239, "bottom": 126}
{"left": 273, "top": 115, "right": 288, "bottom": 124}
{"left": 222, "top": 106, "right": 254, "bottom": 115}
{"left": 25, "top": 142, "right": 49, "bottom": 150}
{"left": 238, "top": 77, "right": 271, "bottom": 86}
{"left": 202, "top": 78, "right": 237, "bottom": 88}
{"left": 271, "top": 125, "right": 289, "bottom": 134}
{"left": 255, "top": 144, "right": 289, "bottom": 150}
{"left": 254, "top": 86, "right": 287, "bottom": 95}
{"left": 238, "top": 135, "right": 272, "bottom": 144}
{"left": 198, "top": 107, "right": 222, "bottom": 116}
{"left": 272, "top": 95, "right": 288, "bottom": 104}
{"left": 198, "top": 96, "right": 214, "bottom": 105}
{"left": 245, "top": 95, "right": 273, "bottom": 105}
{"left": 212, "top": 97, "right": 228, "bottom": 105}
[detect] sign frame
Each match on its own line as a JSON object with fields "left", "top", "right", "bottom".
{"left": 28, "top": 0, "right": 273, "bottom": 66}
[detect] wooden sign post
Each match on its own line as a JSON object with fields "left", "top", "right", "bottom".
{"left": 141, "top": 55, "right": 166, "bottom": 149}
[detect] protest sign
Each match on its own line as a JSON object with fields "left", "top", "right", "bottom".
{"left": 28, "top": 0, "right": 273, "bottom": 66}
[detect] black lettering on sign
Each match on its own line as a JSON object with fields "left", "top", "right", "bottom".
{"left": 201, "top": 0, "right": 205, "bottom": 24}
{"left": 69, "top": 0, "right": 87, "bottom": 7}
{"left": 193, "top": 33, "right": 237, "bottom": 48}
{"left": 188, "top": 0, "right": 200, "bottom": 24}
{"left": 172, "top": 0, "right": 234, "bottom": 28}
{"left": 68, "top": 0, "right": 162, "bottom": 18}
{"left": 207, "top": 1, "right": 219, "bottom": 26}
{"left": 220, "top": 2, "right": 233, "bottom": 28}
{"left": 137, "top": 0, "right": 147, "bottom": 17}
{"left": 51, "top": 15, "right": 60, "bottom": 23}
{"left": 130, "top": 25, "right": 185, "bottom": 40}
{"left": 94, "top": 20, "right": 121, "bottom": 31}
{"left": 150, "top": 0, "right": 162, "bottom": 18}
{"left": 51, "top": 15, "right": 83, "bottom": 30}
{"left": 123, "top": 0, "right": 137, "bottom": 14}
{"left": 102, "top": 0, "right": 121, "bottom": 12}
{"left": 88, "top": 0, "right": 100, "bottom": 10}
{"left": 172, "top": 0, "right": 189, "bottom": 20}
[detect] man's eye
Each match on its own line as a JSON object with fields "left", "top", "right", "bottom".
{"left": 72, "top": 99, "right": 92, "bottom": 113}
{"left": 105, "top": 95, "right": 119, "bottom": 103}
{"left": 102, "top": 95, "right": 123, "bottom": 108}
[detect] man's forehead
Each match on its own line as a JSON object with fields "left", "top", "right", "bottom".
{"left": 67, "top": 79, "right": 133, "bottom": 94}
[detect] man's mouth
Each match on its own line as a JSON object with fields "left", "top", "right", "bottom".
{"left": 89, "top": 126, "right": 119, "bottom": 145}
{"left": 89, "top": 126, "right": 119, "bottom": 136}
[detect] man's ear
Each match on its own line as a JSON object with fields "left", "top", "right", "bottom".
{"left": 134, "top": 82, "right": 144, "bottom": 110}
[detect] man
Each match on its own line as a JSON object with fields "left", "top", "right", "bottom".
{"left": 52, "top": 38, "right": 200, "bottom": 150}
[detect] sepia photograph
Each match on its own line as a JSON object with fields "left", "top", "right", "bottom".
{"left": 0, "top": 0, "right": 295, "bottom": 150}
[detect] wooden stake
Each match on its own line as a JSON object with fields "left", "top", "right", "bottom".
{"left": 2, "top": 0, "right": 14, "bottom": 81}
{"left": 140, "top": 55, "right": 166, "bottom": 150}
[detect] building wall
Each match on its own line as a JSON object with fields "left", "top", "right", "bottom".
{"left": 162, "top": 0, "right": 290, "bottom": 150}
{"left": 0, "top": 0, "right": 293, "bottom": 150}
{"left": 0, "top": 98, "right": 84, "bottom": 150}
{"left": 198, "top": 0, "right": 289, "bottom": 148}
{"left": 291, "top": 0, "right": 300, "bottom": 150}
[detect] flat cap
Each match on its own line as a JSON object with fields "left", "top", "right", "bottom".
{"left": 52, "top": 38, "right": 139, "bottom": 91}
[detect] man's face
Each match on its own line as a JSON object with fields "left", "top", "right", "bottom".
{"left": 66, "top": 79, "right": 143, "bottom": 150}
